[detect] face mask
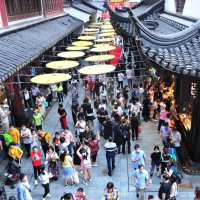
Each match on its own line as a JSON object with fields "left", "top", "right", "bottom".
{"left": 10, "top": 127, "right": 14, "bottom": 130}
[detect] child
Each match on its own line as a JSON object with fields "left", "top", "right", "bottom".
{"left": 52, "top": 132, "right": 60, "bottom": 156}
{"left": 75, "top": 187, "right": 88, "bottom": 200}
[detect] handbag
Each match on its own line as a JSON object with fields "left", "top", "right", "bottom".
{"left": 73, "top": 169, "right": 79, "bottom": 183}
{"left": 138, "top": 127, "right": 142, "bottom": 133}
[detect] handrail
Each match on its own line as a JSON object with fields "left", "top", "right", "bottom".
{"left": 127, "top": 7, "right": 200, "bottom": 46}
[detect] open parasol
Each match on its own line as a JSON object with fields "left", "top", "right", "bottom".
{"left": 57, "top": 51, "right": 85, "bottom": 58}
{"left": 78, "top": 36, "right": 96, "bottom": 41}
{"left": 46, "top": 60, "right": 79, "bottom": 70}
{"left": 78, "top": 64, "right": 115, "bottom": 75}
{"left": 100, "top": 29, "right": 115, "bottom": 33}
{"left": 99, "top": 32, "right": 115, "bottom": 37}
{"left": 101, "top": 25, "right": 113, "bottom": 29}
{"left": 31, "top": 73, "right": 71, "bottom": 85}
{"left": 90, "top": 46, "right": 116, "bottom": 53}
{"left": 85, "top": 54, "right": 115, "bottom": 62}
{"left": 72, "top": 41, "right": 93, "bottom": 46}
{"left": 66, "top": 46, "right": 90, "bottom": 51}
{"left": 84, "top": 28, "right": 99, "bottom": 32}
{"left": 93, "top": 43, "right": 111, "bottom": 48}
{"left": 83, "top": 31, "right": 99, "bottom": 35}
{"left": 96, "top": 38, "right": 115, "bottom": 43}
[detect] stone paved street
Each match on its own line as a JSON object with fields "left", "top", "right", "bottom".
{"left": 1, "top": 82, "right": 199, "bottom": 200}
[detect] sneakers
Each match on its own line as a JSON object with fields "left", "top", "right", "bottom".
{"left": 24, "top": 109, "right": 27, "bottom": 111}
{"left": 35, "top": 180, "right": 38, "bottom": 185}
{"left": 47, "top": 194, "right": 51, "bottom": 197}
{"left": 92, "top": 163, "right": 98, "bottom": 167}
{"left": 88, "top": 178, "right": 92, "bottom": 182}
{"left": 136, "top": 193, "right": 139, "bottom": 198}
{"left": 157, "top": 171, "right": 160, "bottom": 177}
{"left": 149, "top": 179, "right": 152, "bottom": 184}
{"left": 38, "top": 176, "right": 41, "bottom": 181}
{"left": 83, "top": 181, "right": 87, "bottom": 186}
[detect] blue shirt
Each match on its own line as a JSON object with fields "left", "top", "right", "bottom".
{"left": 131, "top": 150, "right": 146, "bottom": 169}
{"left": 31, "top": 87, "right": 40, "bottom": 96}
{"left": 134, "top": 169, "right": 148, "bottom": 189}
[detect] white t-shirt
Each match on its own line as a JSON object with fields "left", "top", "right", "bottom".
{"left": 21, "top": 128, "right": 32, "bottom": 144}
{"left": 126, "top": 69, "right": 133, "bottom": 79}
{"left": 170, "top": 131, "right": 181, "bottom": 147}
{"left": 0, "top": 109, "right": 9, "bottom": 123}
{"left": 23, "top": 182, "right": 32, "bottom": 200}
{"left": 24, "top": 92, "right": 30, "bottom": 100}
{"left": 117, "top": 73, "right": 124, "bottom": 81}
{"left": 76, "top": 120, "right": 86, "bottom": 134}
{"left": 139, "top": 87, "right": 144, "bottom": 94}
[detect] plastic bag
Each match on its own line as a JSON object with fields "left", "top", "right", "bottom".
{"left": 73, "top": 170, "right": 79, "bottom": 183}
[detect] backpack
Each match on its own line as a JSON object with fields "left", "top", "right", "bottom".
{"left": 120, "top": 125, "right": 129, "bottom": 139}
{"left": 168, "top": 148, "right": 177, "bottom": 162}
{"left": 39, "top": 132, "right": 48, "bottom": 146}
{"left": 0, "top": 133, "right": 13, "bottom": 146}
{"left": 171, "top": 172, "right": 183, "bottom": 184}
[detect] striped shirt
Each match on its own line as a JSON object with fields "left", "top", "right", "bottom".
{"left": 104, "top": 142, "right": 116, "bottom": 152}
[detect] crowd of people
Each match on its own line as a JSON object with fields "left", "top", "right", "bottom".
{"left": 0, "top": 48, "right": 199, "bottom": 200}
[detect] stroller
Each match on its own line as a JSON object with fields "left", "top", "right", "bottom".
{"left": 4, "top": 159, "right": 21, "bottom": 189}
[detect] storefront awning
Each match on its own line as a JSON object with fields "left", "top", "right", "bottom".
{"left": 0, "top": 14, "right": 83, "bottom": 83}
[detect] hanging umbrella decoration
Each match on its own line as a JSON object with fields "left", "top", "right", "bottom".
{"left": 57, "top": 51, "right": 85, "bottom": 59}
{"left": 66, "top": 46, "right": 90, "bottom": 51}
{"left": 31, "top": 73, "right": 71, "bottom": 85}
{"left": 78, "top": 64, "right": 115, "bottom": 75}
{"left": 72, "top": 41, "right": 93, "bottom": 47}
{"left": 46, "top": 60, "right": 79, "bottom": 70}
{"left": 90, "top": 46, "right": 116, "bottom": 53}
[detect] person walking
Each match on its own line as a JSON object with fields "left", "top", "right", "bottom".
{"left": 58, "top": 104, "right": 68, "bottom": 130}
{"left": 170, "top": 127, "right": 181, "bottom": 155}
{"left": 0, "top": 104, "right": 11, "bottom": 133}
{"left": 46, "top": 146, "right": 59, "bottom": 181}
{"left": 36, "top": 93, "right": 46, "bottom": 117}
{"left": 75, "top": 117, "right": 86, "bottom": 144}
{"left": 71, "top": 100, "right": 79, "bottom": 126}
{"left": 134, "top": 164, "right": 149, "bottom": 200}
{"left": 160, "top": 122, "right": 171, "bottom": 145}
{"left": 120, "top": 118, "right": 132, "bottom": 154}
{"left": 62, "top": 128, "right": 74, "bottom": 156}
{"left": 17, "top": 173, "right": 32, "bottom": 200}
{"left": 55, "top": 83, "right": 64, "bottom": 103}
{"left": 60, "top": 150, "right": 75, "bottom": 187}
{"left": 104, "top": 137, "right": 116, "bottom": 177}
{"left": 131, "top": 144, "right": 146, "bottom": 170}
{"left": 40, "top": 164, "right": 52, "bottom": 200}
{"left": 170, "top": 174, "right": 178, "bottom": 200}
{"left": 21, "top": 125, "right": 32, "bottom": 159}
{"left": 117, "top": 71, "right": 124, "bottom": 89}
{"left": 21, "top": 87, "right": 33, "bottom": 111}
{"left": 102, "top": 182, "right": 120, "bottom": 200}
{"left": 130, "top": 113, "right": 139, "bottom": 141}
{"left": 31, "top": 84, "right": 40, "bottom": 105}
{"left": 126, "top": 65, "right": 133, "bottom": 89}
{"left": 37, "top": 129, "right": 51, "bottom": 156}
{"left": 149, "top": 145, "right": 161, "bottom": 184}
{"left": 77, "top": 144, "right": 92, "bottom": 185}
{"left": 30, "top": 146, "right": 42, "bottom": 185}
{"left": 32, "top": 109, "right": 43, "bottom": 130}
{"left": 158, "top": 174, "right": 171, "bottom": 200}
{"left": 9, "top": 124, "right": 20, "bottom": 147}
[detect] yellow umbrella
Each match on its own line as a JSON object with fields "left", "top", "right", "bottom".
{"left": 83, "top": 32, "right": 98, "bottom": 35}
{"left": 90, "top": 46, "right": 116, "bottom": 53}
{"left": 66, "top": 46, "right": 90, "bottom": 51}
{"left": 88, "top": 24, "right": 100, "bottom": 28}
{"left": 104, "top": 22, "right": 111, "bottom": 25}
{"left": 46, "top": 60, "right": 79, "bottom": 70}
{"left": 84, "top": 28, "right": 99, "bottom": 32}
{"left": 57, "top": 51, "right": 85, "bottom": 58}
{"left": 78, "top": 64, "right": 115, "bottom": 75}
{"left": 101, "top": 29, "right": 115, "bottom": 33}
{"left": 72, "top": 41, "right": 93, "bottom": 46}
{"left": 103, "top": 19, "right": 110, "bottom": 22}
{"left": 78, "top": 36, "right": 96, "bottom": 41}
{"left": 96, "top": 38, "right": 115, "bottom": 43}
{"left": 101, "top": 25, "right": 113, "bottom": 29}
{"left": 31, "top": 73, "right": 71, "bottom": 85}
{"left": 93, "top": 43, "right": 111, "bottom": 47}
{"left": 85, "top": 54, "right": 115, "bottom": 62}
{"left": 99, "top": 32, "right": 115, "bottom": 37}
{"left": 90, "top": 22, "right": 103, "bottom": 25}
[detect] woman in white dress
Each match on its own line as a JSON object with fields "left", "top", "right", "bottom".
{"left": 36, "top": 93, "right": 46, "bottom": 117}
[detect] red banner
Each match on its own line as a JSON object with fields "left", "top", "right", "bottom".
{"left": 109, "top": 2, "right": 124, "bottom": 11}
{"left": 109, "top": 43, "right": 122, "bottom": 67}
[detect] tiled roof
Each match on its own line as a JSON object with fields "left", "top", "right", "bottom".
{"left": 0, "top": 15, "right": 83, "bottom": 82}
{"left": 83, "top": 0, "right": 106, "bottom": 12}
{"left": 73, "top": 3, "right": 96, "bottom": 14}
{"left": 127, "top": 7, "right": 200, "bottom": 77}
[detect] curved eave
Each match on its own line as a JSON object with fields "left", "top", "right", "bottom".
{"left": 127, "top": 7, "right": 200, "bottom": 47}
{"left": 134, "top": 37, "right": 200, "bottom": 78}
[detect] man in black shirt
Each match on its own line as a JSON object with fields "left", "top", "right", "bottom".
{"left": 158, "top": 174, "right": 171, "bottom": 200}
{"left": 71, "top": 100, "right": 79, "bottom": 126}
{"left": 120, "top": 117, "right": 132, "bottom": 154}
{"left": 97, "top": 107, "right": 108, "bottom": 135}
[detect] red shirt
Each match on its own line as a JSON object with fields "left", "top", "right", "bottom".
{"left": 30, "top": 151, "right": 42, "bottom": 166}
{"left": 89, "top": 80, "right": 95, "bottom": 90}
